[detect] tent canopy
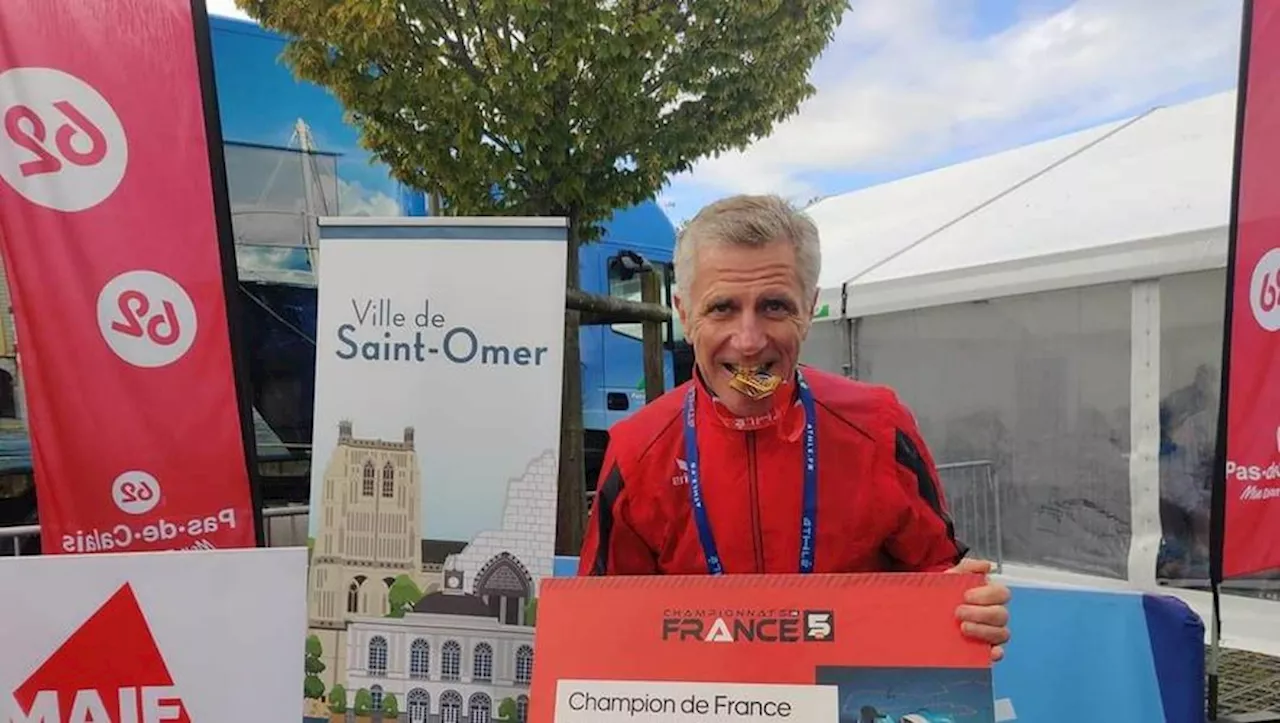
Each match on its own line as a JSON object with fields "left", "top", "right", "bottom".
{"left": 806, "top": 90, "right": 1237, "bottom": 318}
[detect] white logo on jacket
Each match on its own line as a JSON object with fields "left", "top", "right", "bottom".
{"left": 672, "top": 458, "right": 689, "bottom": 487}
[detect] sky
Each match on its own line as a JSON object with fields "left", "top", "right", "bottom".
{"left": 206, "top": 0, "right": 1245, "bottom": 226}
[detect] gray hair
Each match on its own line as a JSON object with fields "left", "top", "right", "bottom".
{"left": 673, "top": 194, "right": 822, "bottom": 303}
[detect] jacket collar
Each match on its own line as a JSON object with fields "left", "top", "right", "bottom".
{"left": 692, "top": 365, "right": 807, "bottom": 441}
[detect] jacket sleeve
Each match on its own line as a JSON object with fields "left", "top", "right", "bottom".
{"left": 576, "top": 441, "right": 659, "bottom": 576}
{"left": 882, "top": 392, "right": 970, "bottom": 572}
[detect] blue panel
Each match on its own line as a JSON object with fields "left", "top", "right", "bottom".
{"left": 318, "top": 224, "right": 568, "bottom": 241}
{"left": 1143, "top": 594, "right": 1206, "bottom": 723}
{"left": 993, "top": 585, "right": 1168, "bottom": 723}
{"left": 553, "top": 556, "right": 579, "bottom": 578}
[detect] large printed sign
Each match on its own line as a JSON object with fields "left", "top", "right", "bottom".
{"left": 1215, "top": 0, "right": 1280, "bottom": 580}
{"left": 300, "top": 218, "right": 567, "bottom": 721}
{"left": 0, "top": 1, "right": 260, "bottom": 552}
{"left": 529, "top": 573, "right": 994, "bottom": 723}
{"left": 0, "top": 547, "right": 307, "bottom": 722}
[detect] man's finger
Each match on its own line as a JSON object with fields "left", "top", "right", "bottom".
{"left": 961, "top": 621, "right": 1010, "bottom": 646}
{"left": 947, "top": 558, "right": 993, "bottom": 575}
{"left": 956, "top": 603, "right": 1009, "bottom": 628}
{"left": 964, "top": 583, "right": 1011, "bottom": 606}
{"left": 991, "top": 645, "right": 1005, "bottom": 662}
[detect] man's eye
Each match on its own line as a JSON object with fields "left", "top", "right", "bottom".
{"left": 763, "top": 300, "right": 791, "bottom": 313}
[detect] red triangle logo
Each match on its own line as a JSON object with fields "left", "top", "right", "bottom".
{"left": 12, "top": 583, "right": 192, "bottom": 723}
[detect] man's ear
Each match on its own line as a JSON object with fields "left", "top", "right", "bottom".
{"left": 674, "top": 293, "right": 689, "bottom": 331}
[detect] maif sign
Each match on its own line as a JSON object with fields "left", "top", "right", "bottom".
{"left": 0, "top": 547, "right": 307, "bottom": 722}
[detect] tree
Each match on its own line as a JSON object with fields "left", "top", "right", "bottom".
{"left": 523, "top": 597, "right": 538, "bottom": 626}
{"left": 382, "top": 693, "right": 399, "bottom": 719}
{"left": 498, "top": 697, "right": 518, "bottom": 721}
{"left": 385, "top": 575, "right": 424, "bottom": 618}
{"left": 354, "top": 688, "right": 373, "bottom": 717}
{"left": 304, "top": 634, "right": 327, "bottom": 700}
{"left": 329, "top": 684, "right": 348, "bottom": 714}
{"left": 236, "top": 0, "right": 848, "bottom": 552}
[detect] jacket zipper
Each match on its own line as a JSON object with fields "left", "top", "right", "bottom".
{"left": 746, "top": 432, "right": 764, "bottom": 573}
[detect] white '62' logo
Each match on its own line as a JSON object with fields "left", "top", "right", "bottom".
{"left": 96, "top": 270, "right": 198, "bottom": 368}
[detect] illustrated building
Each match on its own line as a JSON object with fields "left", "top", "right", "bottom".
{"left": 444, "top": 450, "right": 558, "bottom": 624}
{"left": 310, "top": 420, "right": 425, "bottom": 625}
{"left": 304, "top": 421, "right": 556, "bottom": 721}
{"left": 308, "top": 421, "right": 433, "bottom": 692}
{"left": 344, "top": 571, "right": 534, "bottom": 723}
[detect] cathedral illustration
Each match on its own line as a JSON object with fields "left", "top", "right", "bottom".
{"left": 303, "top": 421, "right": 557, "bottom": 722}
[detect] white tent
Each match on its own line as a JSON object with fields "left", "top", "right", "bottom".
{"left": 798, "top": 89, "right": 1280, "bottom": 657}
{"left": 807, "top": 90, "right": 1235, "bottom": 319}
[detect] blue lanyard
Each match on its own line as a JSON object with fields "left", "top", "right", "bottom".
{"left": 682, "top": 371, "right": 819, "bottom": 575}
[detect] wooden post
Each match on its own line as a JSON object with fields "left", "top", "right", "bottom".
{"left": 640, "top": 268, "right": 665, "bottom": 403}
{"left": 565, "top": 288, "right": 668, "bottom": 322}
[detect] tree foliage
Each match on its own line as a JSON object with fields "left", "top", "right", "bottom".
{"left": 329, "top": 684, "right": 348, "bottom": 714}
{"left": 235, "top": 0, "right": 847, "bottom": 242}
{"left": 236, "top": 0, "right": 848, "bottom": 551}
{"left": 354, "top": 688, "right": 373, "bottom": 716}
{"left": 385, "top": 574, "right": 424, "bottom": 618}
{"left": 304, "top": 634, "right": 326, "bottom": 699}
{"left": 382, "top": 692, "right": 400, "bottom": 718}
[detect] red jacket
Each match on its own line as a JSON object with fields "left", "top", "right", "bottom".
{"left": 577, "top": 365, "right": 968, "bottom": 576}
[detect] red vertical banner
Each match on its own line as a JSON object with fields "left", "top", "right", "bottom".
{"left": 1213, "top": 0, "right": 1280, "bottom": 581}
{"left": 0, "top": 0, "right": 262, "bottom": 552}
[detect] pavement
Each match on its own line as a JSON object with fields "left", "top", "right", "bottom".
{"left": 1213, "top": 646, "right": 1280, "bottom": 718}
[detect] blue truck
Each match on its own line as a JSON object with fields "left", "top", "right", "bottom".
{"left": 209, "top": 15, "right": 693, "bottom": 501}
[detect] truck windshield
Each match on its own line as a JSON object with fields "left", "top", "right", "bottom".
{"left": 607, "top": 260, "right": 686, "bottom": 345}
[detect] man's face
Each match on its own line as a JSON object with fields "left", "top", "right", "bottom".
{"left": 675, "top": 238, "right": 817, "bottom": 416}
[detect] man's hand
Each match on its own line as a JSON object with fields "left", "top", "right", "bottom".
{"left": 947, "top": 557, "right": 1011, "bottom": 662}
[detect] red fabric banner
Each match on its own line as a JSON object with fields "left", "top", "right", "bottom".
{"left": 0, "top": 0, "right": 260, "bottom": 553}
{"left": 1217, "top": 0, "right": 1280, "bottom": 579}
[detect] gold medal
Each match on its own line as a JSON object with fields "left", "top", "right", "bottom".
{"left": 727, "top": 365, "right": 783, "bottom": 400}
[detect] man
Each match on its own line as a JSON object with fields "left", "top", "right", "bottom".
{"left": 577, "top": 194, "right": 1011, "bottom": 660}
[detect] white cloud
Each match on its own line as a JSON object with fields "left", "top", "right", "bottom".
{"left": 205, "top": 0, "right": 252, "bottom": 20}
{"left": 338, "top": 179, "right": 401, "bottom": 217}
{"left": 670, "top": 0, "right": 1242, "bottom": 201}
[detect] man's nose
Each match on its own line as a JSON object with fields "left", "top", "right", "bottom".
{"left": 729, "top": 312, "right": 768, "bottom": 355}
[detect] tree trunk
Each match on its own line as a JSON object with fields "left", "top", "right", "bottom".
{"left": 556, "top": 213, "right": 586, "bottom": 555}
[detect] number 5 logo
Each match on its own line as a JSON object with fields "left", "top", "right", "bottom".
{"left": 96, "top": 270, "right": 198, "bottom": 368}
{"left": 0, "top": 67, "right": 128, "bottom": 213}
{"left": 803, "top": 610, "right": 835, "bottom": 641}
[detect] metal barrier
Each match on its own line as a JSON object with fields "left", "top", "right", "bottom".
{"left": 937, "top": 460, "right": 1003, "bottom": 572}
{"left": 0, "top": 504, "right": 310, "bottom": 556}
